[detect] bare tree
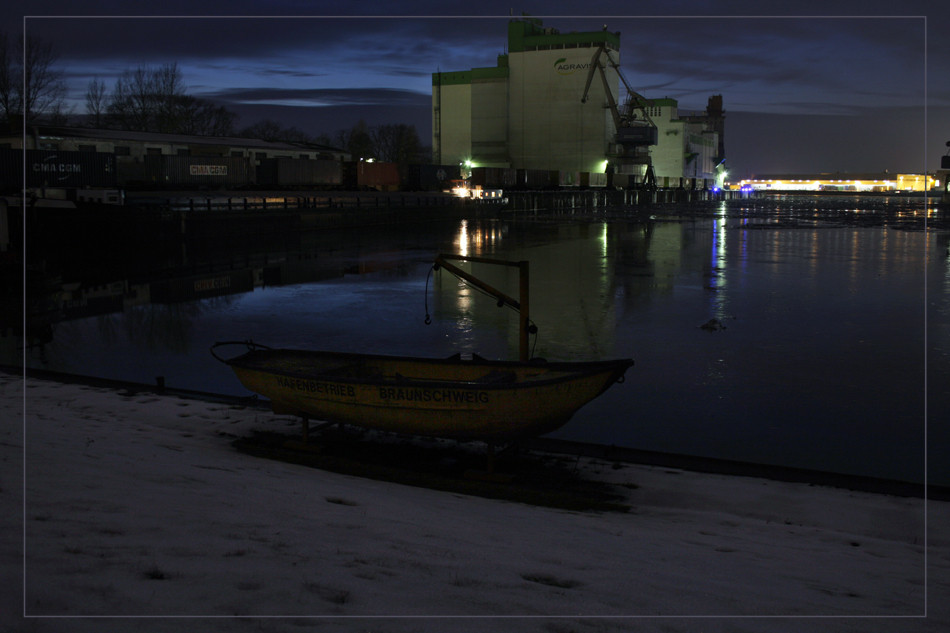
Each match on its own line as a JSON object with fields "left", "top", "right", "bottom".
{"left": 0, "top": 31, "right": 12, "bottom": 124}
{"left": 105, "top": 62, "right": 236, "bottom": 136}
{"left": 239, "top": 118, "right": 311, "bottom": 143}
{"left": 240, "top": 119, "right": 283, "bottom": 141}
{"left": 174, "top": 96, "right": 235, "bottom": 137}
{"left": 339, "top": 120, "right": 375, "bottom": 161}
{"left": 151, "top": 63, "right": 186, "bottom": 132}
{"left": 107, "top": 63, "right": 187, "bottom": 132}
{"left": 0, "top": 29, "right": 67, "bottom": 127}
{"left": 84, "top": 78, "right": 107, "bottom": 127}
{"left": 108, "top": 66, "right": 153, "bottom": 131}
{"left": 371, "top": 123, "right": 424, "bottom": 165}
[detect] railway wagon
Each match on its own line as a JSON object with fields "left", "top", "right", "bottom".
{"left": 258, "top": 158, "right": 343, "bottom": 188}
{"left": 342, "top": 161, "right": 400, "bottom": 191}
{"left": 1, "top": 148, "right": 117, "bottom": 191}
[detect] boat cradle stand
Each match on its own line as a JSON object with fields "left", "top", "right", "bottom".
{"left": 296, "top": 413, "right": 514, "bottom": 481}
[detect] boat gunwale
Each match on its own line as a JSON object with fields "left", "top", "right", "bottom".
{"left": 213, "top": 344, "right": 633, "bottom": 393}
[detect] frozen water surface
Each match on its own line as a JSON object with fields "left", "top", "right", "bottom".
{"left": 14, "top": 195, "right": 949, "bottom": 485}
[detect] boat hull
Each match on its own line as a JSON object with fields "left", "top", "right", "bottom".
{"left": 214, "top": 345, "right": 633, "bottom": 440}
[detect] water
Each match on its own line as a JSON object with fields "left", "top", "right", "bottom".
{"left": 11, "top": 195, "right": 949, "bottom": 485}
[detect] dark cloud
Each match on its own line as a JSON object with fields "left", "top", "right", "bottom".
{"left": 614, "top": 16, "right": 926, "bottom": 112}
{"left": 209, "top": 86, "right": 431, "bottom": 107}
{"left": 727, "top": 106, "right": 930, "bottom": 177}
{"left": 3, "top": 0, "right": 948, "bottom": 172}
{"left": 224, "top": 101, "right": 432, "bottom": 139}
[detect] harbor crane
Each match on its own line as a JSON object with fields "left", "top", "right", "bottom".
{"left": 581, "top": 43, "right": 658, "bottom": 189}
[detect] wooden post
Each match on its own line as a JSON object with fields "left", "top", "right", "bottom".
{"left": 434, "top": 254, "right": 531, "bottom": 362}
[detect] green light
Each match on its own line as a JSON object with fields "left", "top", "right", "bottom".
{"left": 714, "top": 161, "right": 727, "bottom": 188}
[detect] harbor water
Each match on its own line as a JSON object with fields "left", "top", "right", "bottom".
{"left": 10, "top": 194, "right": 949, "bottom": 486}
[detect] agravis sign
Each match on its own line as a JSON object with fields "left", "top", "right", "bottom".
{"left": 554, "top": 58, "right": 592, "bottom": 75}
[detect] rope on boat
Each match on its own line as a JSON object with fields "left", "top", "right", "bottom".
{"left": 209, "top": 340, "right": 272, "bottom": 363}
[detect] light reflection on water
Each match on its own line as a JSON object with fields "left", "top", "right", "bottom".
{"left": 15, "top": 195, "right": 949, "bottom": 485}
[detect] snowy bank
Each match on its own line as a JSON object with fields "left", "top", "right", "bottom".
{"left": 1, "top": 371, "right": 947, "bottom": 632}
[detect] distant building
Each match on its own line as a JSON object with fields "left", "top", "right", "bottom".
{"left": 734, "top": 173, "right": 937, "bottom": 193}
{"left": 432, "top": 18, "right": 724, "bottom": 183}
{"left": 647, "top": 97, "right": 724, "bottom": 184}
{"left": 1, "top": 126, "right": 349, "bottom": 162}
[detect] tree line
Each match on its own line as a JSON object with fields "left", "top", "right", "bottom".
{"left": 0, "top": 31, "right": 427, "bottom": 164}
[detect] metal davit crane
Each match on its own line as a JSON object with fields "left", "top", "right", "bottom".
{"left": 581, "top": 43, "right": 658, "bottom": 190}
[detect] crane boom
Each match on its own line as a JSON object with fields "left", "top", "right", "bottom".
{"left": 601, "top": 47, "right": 656, "bottom": 129}
{"left": 582, "top": 47, "right": 622, "bottom": 130}
{"left": 580, "top": 46, "right": 601, "bottom": 104}
{"left": 580, "top": 43, "right": 658, "bottom": 189}
{"left": 580, "top": 44, "right": 657, "bottom": 136}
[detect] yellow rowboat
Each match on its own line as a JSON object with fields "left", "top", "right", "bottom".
{"left": 211, "top": 342, "right": 633, "bottom": 441}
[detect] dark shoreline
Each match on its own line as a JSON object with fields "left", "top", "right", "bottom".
{"left": 6, "top": 364, "right": 947, "bottom": 502}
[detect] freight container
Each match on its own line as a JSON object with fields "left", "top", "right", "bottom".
{"left": 580, "top": 172, "right": 607, "bottom": 188}
{"left": 141, "top": 155, "right": 251, "bottom": 189}
{"left": 516, "top": 168, "right": 558, "bottom": 190}
{"left": 470, "top": 166, "right": 517, "bottom": 190}
{"left": 282, "top": 158, "right": 341, "bottom": 188}
{"left": 115, "top": 159, "right": 148, "bottom": 188}
{"left": 404, "top": 163, "right": 461, "bottom": 191}
{"left": 259, "top": 158, "right": 343, "bottom": 188}
{"left": 0, "top": 149, "right": 20, "bottom": 192}
{"left": 1, "top": 148, "right": 117, "bottom": 190}
{"left": 342, "top": 161, "right": 401, "bottom": 191}
{"left": 608, "top": 172, "right": 629, "bottom": 189}
{"left": 558, "top": 171, "right": 580, "bottom": 187}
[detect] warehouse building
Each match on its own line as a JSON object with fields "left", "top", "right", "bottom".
{"left": 0, "top": 126, "right": 354, "bottom": 193}
{"left": 432, "top": 18, "right": 724, "bottom": 185}
{"left": 1, "top": 126, "right": 349, "bottom": 162}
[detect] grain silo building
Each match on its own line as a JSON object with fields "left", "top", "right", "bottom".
{"left": 432, "top": 18, "right": 618, "bottom": 174}
{"left": 431, "top": 18, "right": 724, "bottom": 185}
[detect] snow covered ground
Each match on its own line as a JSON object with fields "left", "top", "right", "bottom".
{"left": 2, "top": 370, "right": 948, "bottom": 632}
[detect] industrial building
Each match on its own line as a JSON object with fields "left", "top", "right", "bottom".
{"left": 432, "top": 18, "right": 725, "bottom": 186}
{"left": 1, "top": 126, "right": 374, "bottom": 193}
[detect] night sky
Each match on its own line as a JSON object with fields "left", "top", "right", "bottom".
{"left": 3, "top": 0, "right": 948, "bottom": 179}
